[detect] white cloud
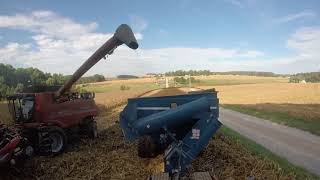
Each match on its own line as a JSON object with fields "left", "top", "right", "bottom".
{"left": 0, "top": 10, "right": 142, "bottom": 74}
{"left": 0, "top": 43, "right": 32, "bottom": 67}
{"left": 0, "top": 10, "right": 319, "bottom": 76}
{"left": 0, "top": 10, "right": 98, "bottom": 40}
{"left": 283, "top": 26, "right": 320, "bottom": 72}
{"left": 129, "top": 15, "right": 148, "bottom": 32}
{"left": 224, "top": 0, "right": 245, "bottom": 8}
{"left": 287, "top": 26, "right": 320, "bottom": 57}
{"left": 273, "top": 10, "right": 316, "bottom": 24}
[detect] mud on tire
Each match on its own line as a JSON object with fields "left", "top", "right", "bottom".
{"left": 80, "top": 117, "right": 98, "bottom": 139}
{"left": 47, "top": 126, "right": 67, "bottom": 155}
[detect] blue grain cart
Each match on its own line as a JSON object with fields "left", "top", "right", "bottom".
{"left": 120, "top": 89, "right": 222, "bottom": 179}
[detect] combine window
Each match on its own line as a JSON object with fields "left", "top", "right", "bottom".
{"left": 7, "top": 95, "right": 35, "bottom": 123}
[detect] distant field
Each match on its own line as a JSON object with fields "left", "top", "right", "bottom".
{"left": 200, "top": 83, "right": 320, "bottom": 135}
{"left": 201, "top": 83, "right": 320, "bottom": 104}
{"left": 2, "top": 77, "right": 319, "bottom": 135}
{"left": 81, "top": 78, "right": 159, "bottom": 93}
{"left": 194, "top": 75, "right": 288, "bottom": 86}
{"left": 0, "top": 78, "right": 160, "bottom": 125}
{"left": 82, "top": 78, "right": 160, "bottom": 108}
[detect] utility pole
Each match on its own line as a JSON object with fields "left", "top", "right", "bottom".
{"left": 165, "top": 76, "right": 169, "bottom": 88}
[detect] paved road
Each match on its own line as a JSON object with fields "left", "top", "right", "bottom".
{"left": 220, "top": 108, "right": 320, "bottom": 176}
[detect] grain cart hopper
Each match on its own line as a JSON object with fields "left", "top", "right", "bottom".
{"left": 1, "top": 24, "right": 138, "bottom": 166}
{"left": 120, "top": 90, "right": 222, "bottom": 179}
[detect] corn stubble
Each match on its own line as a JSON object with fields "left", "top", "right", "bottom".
{"left": 3, "top": 88, "right": 299, "bottom": 180}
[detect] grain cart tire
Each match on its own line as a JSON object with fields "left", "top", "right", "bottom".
{"left": 138, "top": 136, "right": 158, "bottom": 158}
{"left": 47, "top": 126, "right": 67, "bottom": 155}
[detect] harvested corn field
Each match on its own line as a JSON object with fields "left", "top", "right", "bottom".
{"left": 2, "top": 88, "right": 312, "bottom": 180}
{"left": 201, "top": 83, "right": 320, "bottom": 104}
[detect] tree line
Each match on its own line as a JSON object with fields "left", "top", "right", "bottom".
{"left": 289, "top": 72, "right": 320, "bottom": 83}
{"left": 164, "top": 70, "right": 281, "bottom": 77}
{"left": 0, "top": 63, "right": 105, "bottom": 97}
{"left": 117, "top": 75, "right": 138, "bottom": 79}
{"left": 173, "top": 76, "right": 200, "bottom": 85}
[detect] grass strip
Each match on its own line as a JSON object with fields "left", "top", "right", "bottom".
{"left": 223, "top": 104, "right": 320, "bottom": 136}
{"left": 220, "top": 126, "right": 319, "bottom": 179}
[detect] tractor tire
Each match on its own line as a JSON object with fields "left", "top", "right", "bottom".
{"left": 47, "top": 126, "right": 67, "bottom": 155}
{"left": 138, "top": 136, "right": 158, "bottom": 158}
{"left": 80, "top": 118, "right": 98, "bottom": 139}
{"left": 87, "top": 120, "right": 98, "bottom": 139}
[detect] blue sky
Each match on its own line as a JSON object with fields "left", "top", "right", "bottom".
{"left": 0, "top": 0, "right": 319, "bottom": 76}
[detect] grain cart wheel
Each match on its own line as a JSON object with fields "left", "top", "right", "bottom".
{"left": 138, "top": 136, "right": 158, "bottom": 158}
{"left": 47, "top": 126, "right": 67, "bottom": 155}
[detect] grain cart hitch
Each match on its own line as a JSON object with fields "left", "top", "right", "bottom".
{"left": 120, "top": 90, "right": 222, "bottom": 179}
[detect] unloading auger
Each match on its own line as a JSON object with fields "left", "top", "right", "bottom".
{"left": 120, "top": 89, "right": 222, "bottom": 179}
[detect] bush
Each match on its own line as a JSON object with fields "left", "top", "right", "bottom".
{"left": 120, "top": 85, "right": 130, "bottom": 91}
{"left": 174, "top": 76, "right": 200, "bottom": 85}
{"left": 290, "top": 72, "right": 320, "bottom": 83}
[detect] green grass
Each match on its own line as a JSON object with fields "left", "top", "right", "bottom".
{"left": 220, "top": 126, "right": 319, "bottom": 179}
{"left": 223, "top": 104, "right": 320, "bottom": 136}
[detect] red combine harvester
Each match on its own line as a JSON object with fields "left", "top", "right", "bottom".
{"left": 0, "top": 24, "right": 139, "bottom": 166}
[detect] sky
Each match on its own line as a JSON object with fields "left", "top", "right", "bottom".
{"left": 0, "top": 0, "right": 319, "bottom": 76}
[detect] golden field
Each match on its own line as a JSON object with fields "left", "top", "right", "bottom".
{"left": 196, "top": 74, "right": 288, "bottom": 82}
{"left": 6, "top": 88, "right": 310, "bottom": 180}
{"left": 201, "top": 83, "right": 320, "bottom": 104}
{"left": 193, "top": 75, "right": 288, "bottom": 86}
{"left": 1, "top": 77, "right": 319, "bottom": 126}
{"left": 200, "top": 82, "right": 320, "bottom": 135}
{"left": 1, "top": 77, "right": 317, "bottom": 179}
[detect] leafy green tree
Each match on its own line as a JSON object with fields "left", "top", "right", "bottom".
{"left": 15, "top": 83, "right": 24, "bottom": 93}
{"left": 290, "top": 72, "right": 320, "bottom": 83}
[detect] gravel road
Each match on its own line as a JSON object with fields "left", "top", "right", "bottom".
{"left": 220, "top": 108, "right": 320, "bottom": 176}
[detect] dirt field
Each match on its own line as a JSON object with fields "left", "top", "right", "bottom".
{"left": 2, "top": 88, "right": 310, "bottom": 180}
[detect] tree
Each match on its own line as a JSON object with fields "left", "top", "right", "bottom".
{"left": 46, "top": 74, "right": 67, "bottom": 86}
{"left": 15, "top": 83, "right": 24, "bottom": 93}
